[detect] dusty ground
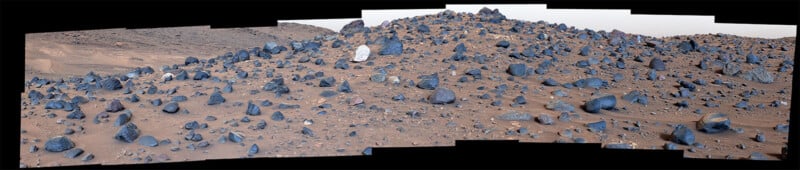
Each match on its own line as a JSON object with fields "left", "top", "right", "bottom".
{"left": 20, "top": 10, "right": 793, "bottom": 168}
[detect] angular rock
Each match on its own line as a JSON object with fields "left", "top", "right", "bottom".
{"left": 340, "top": 19, "right": 366, "bottom": 35}
{"left": 271, "top": 111, "right": 285, "bottom": 121}
{"left": 338, "top": 80, "right": 352, "bottom": 93}
{"left": 743, "top": 66, "right": 774, "bottom": 84}
{"left": 105, "top": 99, "right": 125, "bottom": 113}
{"left": 246, "top": 101, "right": 261, "bottom": 116}
{"left": 723, "top": 63, "right": 741, "bottom": 76}
{"left": 671, "top": 124, "right": 695, "bottom": 145}
{"left": 66, "top": 109, "right": 86, "bottom": 120}
{"left": 207, "top": 91, "right": 226, "bottom": 105}
{"left": 114, "top": 123, "right": 141, "bottom": 143}
{"left": 649, "top": 57, "right": 666, "bottom": 71}
{"left": 45, "top": 136, "right": 75, "bottom": 152}
{"left": 228, "top": 132, "right": 244, "bottom": 143}
{"left": 319, "top": 77, "right": 336, "bottom": 87}
{"left": 101, "top": 78, "right": 123, "bottom": 90}
{"left": 536, "top": 114, "right": 553, "bottom": 125}
{"left": 416, "top": 73, "right": 439, "bottom": 90}
{"left": 429, "top": 88, "right": 456, "bottom": 104}
{"left": 248, "top": 144, "right": 259, "bottom": 155}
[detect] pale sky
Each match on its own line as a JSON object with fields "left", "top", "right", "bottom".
{"left": 278, "top": 4, "right": 796, "bottom": 39}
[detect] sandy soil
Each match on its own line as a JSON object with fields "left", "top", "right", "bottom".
{"left": 20, "top": 10, "right": 793, "bottom": 168}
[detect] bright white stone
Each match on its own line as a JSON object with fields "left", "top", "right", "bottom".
{"left": 353, "top": 45, "right": 370, "bottom": 62}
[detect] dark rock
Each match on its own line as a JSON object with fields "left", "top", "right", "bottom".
{"left": 723, "top": 63, "right": 741, "bottom": 76}
{"left": 573, "top": 78, "right": 607, "bottom": 89}
{"left": 649, "top": 57, "right": 666, "bottom": 71}
{"left": 30, "top": 145, "right": 38, "bottom": 153}
{"left": 319, "top": 77, "right": 336, "bottom": 87}
{"left": 207, "top": 91, "right": 226, "bottom": 105}
{"left": 546, "top": 100, "right": 575, "bottom": 113}
{"left": 185, "top": 121, "right": 200, "bottom": 130}
{"left": 536, "top": 114, "right": 553, "bottom": 125}
{"left": 228, "top": 132, "right": 244, "bottom": 143}
{"left": 379, "top": 35, "right": 403, "bottom": 56}
{"left": 185, "top": 56, "right": 199, "bottom": 65}
{"left": 664, "top": 143, "right": 677, "bottom": 150}
{"left": 114, "top": 123, "right": 141, "bottom": 143}
{"left": 45, "top": 136, "right": 75, "bottom": 152}
{"left": 301, "top": 127, "right": 315, "bottom": 137}
{"left": 696, "top": 113, "right": 731, "bottom": 133}
{"left": 579, "top": 45, "right": 591, "bottom": 56}
{"left": 587, "top": 120, "right": 606, "bottom": 132}
{"left": 184, "top": 130, "right": 203, "bottom": 142}
{"left": 775, "top": 124, "right": 789, "bottom": 133}
{"left": 261, "top": 100, "right": 273, "bottom": 107}
{"left": 338, "top": 80, "right": 353, "bottom": 93}
{"left": 193, "top": 71, "right": 210, "bottom": 80}
{"left": 755, "top": 133, "right": 766, "bottom": 142}
{"left": 746, "top": 53, "right": 760, "bottom": 64}
{"left": 670, "top": 124, "right": 695, "bottom": 145}
{"left": 162, "top": 102, "right": 180, "bottom": 113}
{"left": 246, "top": 102, "right": 261, "bottom": 116}
{"left": 176, "top": 70, "right": 189, "bottom": 80}
{"left": 67, "top": 109, "right": 86, "bottom": 120}
{"left": 45, "top": 100, "right": 66, "bottom": 109}
{"left": 465, "top": 69, "right": 482, "bottom": 79}
{"left": 138, "top": 135, "right": 158, "bottom": 147}
{"left": 558, "top": 112, "right": 571, "bottom": 122}
{"left": 101, "top": 78, "right": 123, "bottom": 90}
{"left": 495, "top": 40, "right": 510, "bottom": 48}
{"left": 171, "top": 95, "right": 188, "bottom": 102}
{"left": 249, "top": 144, "right": 259, "bottom": 155}
{"left": 584, "top": 95, "right": 616, "bottom": 113}
{"left": 743, "top": 66, "right": 774, "bottom": 84}
{"left": 150, "top": 98, "right": 162, "bottom": 106}
{"left": 749, "top": 152, "right": 767, "bottom": 160}
{"left": 416, "top": 73, "right": 439, "bottom": 90}
{"left": 542, "top": 78, "right": 559, "bottom": 86}
{"left": 114, "top": 111, "right": 132, "bottom": 126}
{"left": 362, "top": 147, "right": 373, "bottom": 156}
{"left": 496, "top": 112, "right": 533, "bottom": 121}
{"left": 256, "top": 120, "right": 267, "bottom": 130}
{"left": 64, "top": 148, "right": 84, "bottom": 159}
{"left": 513, "top": 96, "right": 526, "bottom": 104}
{"left": 271, "top": 111, "right": 285, "bottom": 121}
{"left": 605, "top": 143, "right": 633, "bottom": 149}
{"left": 429, "top": 88, "right": 456, "bottom": 104}
{"left": 392, "top": 94, "right": 406, "bottom": 101}
{"left": 340, "top": 20, "right": 366, "bottom": 35}
{"left": 105, "top": 99, "right": 125, "bottom": 112}
{"left": 507, "top": 64, "right": 527, "bottom": 76}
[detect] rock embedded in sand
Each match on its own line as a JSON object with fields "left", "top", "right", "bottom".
{"left": 66, "top": 109, "right": 85, "bottom": 120}
{"left": 249, "top": 144, "right": 259, "bottom": 155}
{"left": 429, "top": 88, "right": 456, "bottom": 104}
{"left": 138, "top": 135, "right": 158, "bottom": 147}
{"left": 338, "top": 80, "right": 352, "bottom": 93}
{"left": 353, "top": 45, "right": 370, "bottom": 62}
{"left": 507, "top": 64, "right": 527, "bottom": 77}
{"left": 546, "top": 100, "right": 575, "bottom": 113}
{"left": 45, "top": 136, "right": 75, "bottom": 152}
{"left": 162, "top": 102, "right": 180, "bottom": 113}
{"left": 64, "top": 148, "right": 84, "bottom": 159}
{"left": 416, "top": 73, "right": 439, "bottom": 90}
{"left": 496, "top": 112, "right": 533, "bottom": 121}
{"left": 114, "top": 123, "right": 140, "bottom": 143}
{"left": 536, "top": 114, "right": 554, "bottom": 125}
{"left": 722, "top": 63, "right": 741, "bottom": 76}
{"left": 587, "top": 120, "right": 606, "bottom": 132}
{"left": 584, "top": 95, "right": 616, "bottom": 113}
{"left": 743, "top": 66, "right": 774, "bottom": 84}
{"left": 696, "top": 113, "right": 731, "bottom": 133}
{"left": 271, "top": 111, "right": 285, "bottom": 121}
{"left": 379, "top": 35, "right": 403, "bottom": 56}
{"left": 319, "top": 77, "right": 336, "bottom": 87}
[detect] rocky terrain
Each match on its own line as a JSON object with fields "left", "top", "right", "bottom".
{"left": 20, "top": 8, "right": 793, "bottom": 168}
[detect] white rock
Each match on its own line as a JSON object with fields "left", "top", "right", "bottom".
{"left": 353, "top": 45, "right": 370, "bottom": 62}
{"left": 388, "top": 76, "right": 400, "bottom": 84}
{"left": 161, "top": 73, "right": 174, "bottom": 81}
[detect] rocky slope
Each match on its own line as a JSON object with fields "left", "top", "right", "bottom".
{"left": 20, "top": 8, "right": 793, "bottom": 168}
